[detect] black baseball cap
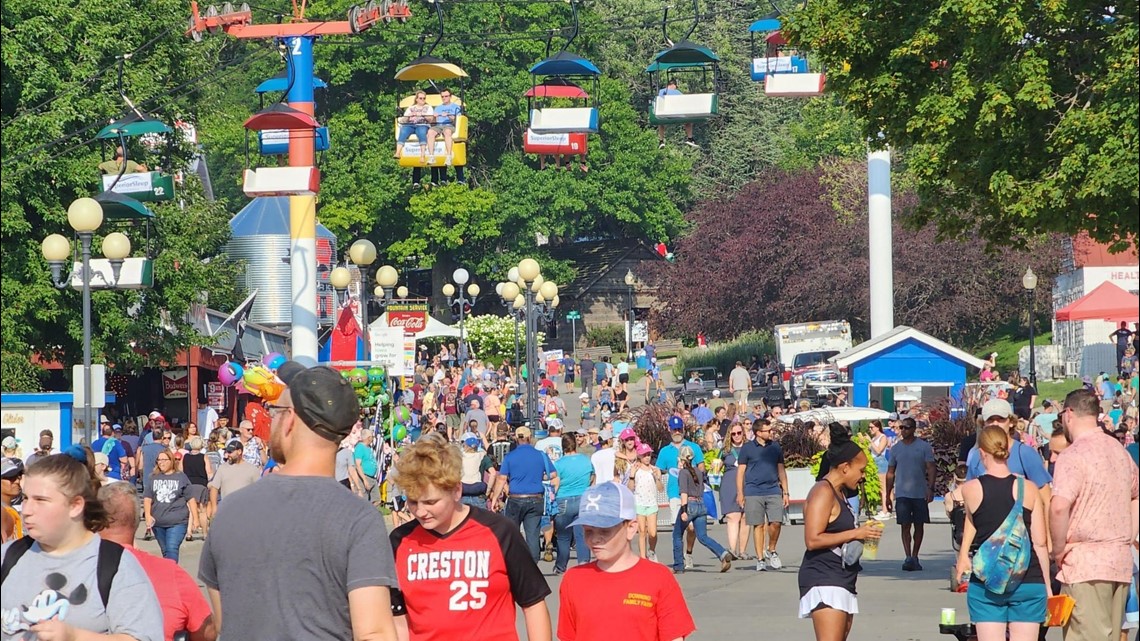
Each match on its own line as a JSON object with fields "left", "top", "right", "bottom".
{"left": 277, "top": 361, "right": 361, "bottom": 443}
{"left": 224, "top": 441, "right": 244, "bottom": 453}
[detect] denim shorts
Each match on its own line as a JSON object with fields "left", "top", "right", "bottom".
{"left": 967, "top": 581, "right": 1046, "bottom": 623}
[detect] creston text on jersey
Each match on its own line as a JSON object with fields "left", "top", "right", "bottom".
{"left": 404, "top": 550, "right": 492, "bottom": 582}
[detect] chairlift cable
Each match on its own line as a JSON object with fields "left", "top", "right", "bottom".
{"left": 3, "top": 24, "right": 180, "bottom": 127}
{"left": 3, "top": 44, "right": 279, "bottom": 172}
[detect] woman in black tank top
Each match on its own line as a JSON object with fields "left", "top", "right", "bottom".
{"left": 799, "top": 440, "right": 881, "bottom": 640}
{"left": 181, "top": 438, "right": 213, "bottom": 539}
{"left": 953, "top": 426, "right": 1052, "bottom": 639}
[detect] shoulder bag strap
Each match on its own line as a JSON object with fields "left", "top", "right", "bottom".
{"left": 97, "top": 539, "right": 125, "bottom": 609}
{"left": 0, "top": 535, "right": 35, "bottom": 584}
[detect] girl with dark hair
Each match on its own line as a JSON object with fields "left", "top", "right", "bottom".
{"left": 671, "top": 446, "right": 733, "bottom": 574}
{"left": 799, "top": 439, "right": 882, "bottom": 640}
{"left": 1, "top": 449, "right": 162, "bottom": 640}
{"left": 815, "top": 423, "right": 862, "bottom": 515}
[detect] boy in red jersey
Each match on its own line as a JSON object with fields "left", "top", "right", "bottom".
{"left": 558, "top": 482, "right": 696, "bottom": 641}
{"left": 390, "top": 437, "right": 552, "bottom": 641}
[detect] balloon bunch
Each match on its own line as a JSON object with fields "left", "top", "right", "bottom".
{"left": 217, "top": 352, "right": 287, "bottom": 402}
{"left": 342, "top": 366, "right": 389, "bottom": 409}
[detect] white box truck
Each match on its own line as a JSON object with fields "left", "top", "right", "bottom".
{"left": 774, "top": 320, "right": 854, "bottom": 399}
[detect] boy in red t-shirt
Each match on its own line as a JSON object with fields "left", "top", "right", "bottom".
{"left": 390, "top": 436, "right": 552, "bottom": 641}
{"left": 558, "top": 482, "right": 696, "bottom": 641}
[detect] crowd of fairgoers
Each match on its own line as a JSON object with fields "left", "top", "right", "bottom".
{"left": 1, "top": 340, "right": 1138, "bottom": 641}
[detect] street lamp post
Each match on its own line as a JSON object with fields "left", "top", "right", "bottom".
{"left": 443, "top": 268, "right": 480, "bottom": 363}
{"left": 41, "top": 198, "right": 132, "bottom": 445}
{"left": 624, "top": 269, "right": 636, "bottom": 362}
{"left": 511, "top": 259, "right": 559, "bottom": 422}
{"left": 330, "top": 239, "right": 403, "bottom": 358}
{"left": 497, "top": 281, "right": 523, "bottom": 374}
{"left": 1022, "top": 267, "right": 1038, "bottom": 388}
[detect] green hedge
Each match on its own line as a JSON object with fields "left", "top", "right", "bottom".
{"left": 673, "top": 330, "right": 774, "bottom": 379}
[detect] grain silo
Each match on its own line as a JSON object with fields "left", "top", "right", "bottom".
{"left": 227, "top": 196, "right": 338, "bottom": 328}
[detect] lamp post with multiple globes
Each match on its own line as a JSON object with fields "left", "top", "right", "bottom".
{"left": 41, "top": 198, "right": 133, "bottom": 445}
{"left": 442, "top": 268, "right": 479, "bottom": 363}
{"left": 497, "top": 259, "right": 558, "bottom": 422}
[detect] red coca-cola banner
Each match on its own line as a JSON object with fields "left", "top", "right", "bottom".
{"left": 386, "top": 302, "right": 429, "bottom": 334}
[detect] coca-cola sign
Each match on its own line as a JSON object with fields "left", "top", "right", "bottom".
{"left": 388, "top": 311, "right": 427, "bottom": 333}
{"left": 386, "top": 302, "right": 429, "bottom": 334}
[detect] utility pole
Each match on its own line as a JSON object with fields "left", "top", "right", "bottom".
{"left": 187, "top": 1, "right": 408, "bottom": 364}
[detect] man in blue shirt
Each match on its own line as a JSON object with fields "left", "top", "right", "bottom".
{"left": 91, "top": 421, "right": 130, "bottom": 481}
{"left": 656, "top": 419, "right": 703, "bottom": 569}
{"left": 690, "top": 398, "right": 713, "bottom": 426}
{"left": 885, "top": 417, "right": 936, "bottom": 571}
{"left": 655, "top": 80, "right": 696, "bottom": 148}
{"left": 734, "top": 418, "right": 788, "bottom": 571}
{"left": 965, "top": 398, "right": 1053, "bottom": 543}
{"left": 426, "top": 88, "right": 462, "bottom": 166}
{"left": 490, "top": 425, "right": 558, "bottom": 562}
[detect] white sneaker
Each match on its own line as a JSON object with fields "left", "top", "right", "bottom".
{"left": 755, "top": 559, "right": 767, "bottom": 571}
{"left": 683, "top": 553, "right": 693, "bottom": 570}
{"left": 445, "top": 154, "right": 453, "bottom": 166}
{"left": 647, "top": 551, "right": 657, "bottom": 563}
{"left": 427, "top": 155, "right": 436, "bottom": 164}
{"left": 766, "top": 550, "right": 783, "bottom": 570}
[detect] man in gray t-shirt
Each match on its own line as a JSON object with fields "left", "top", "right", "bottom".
{"left": 199, "top": 363, "right": 398, "bottom": 640}
{"left": 885, "top": 418, "right": 936, "bottom": 571}
{"left": 1, "top": 535, "right": 163, "bottom": 640}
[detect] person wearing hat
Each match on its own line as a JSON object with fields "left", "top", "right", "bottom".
{"left": 459, "top": 432, "right": 497, "bottom": 508}
{"left": 572, "top": 428, "right": 595, "bottom": 457}
{"left": 1, "top": 457, "right": 25, "bottom": 540}
{"left": 965, "top": 399, "right": 1052, "bottom": 493}
{"left": 657, "top": 416, "right": 705, "bottom": 570}
{"left": 389, "top": 436, "right": 552, "bottom": 641}
{"left": 488, "top": 425, "right": 560, "bottom": 563}
{"left": 1, "top": 436, "right": 21, "bottom": 460}
{"left": 23, "top": 429, "right": 56, "bottom": 468}
{"left": 206, "top": 439, "right": 260, "bottom": 516}
{"left": 200, "top": 362, "right": 400, "bottom": 640}
{"left": 91, "top": 421, "right": 131, "bottom": 481}
{"left": 590, "top": 428, "right": 617, "bottom": 484}
{"left": 557, "top": 481, "right": 695, "bottom": 640}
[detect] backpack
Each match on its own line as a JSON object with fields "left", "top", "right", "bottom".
{"left": 1, "top": 536, "right": 124, "bottom": 608}
{"left": 971, "top": 476, "right": 1032, "bottom": 594}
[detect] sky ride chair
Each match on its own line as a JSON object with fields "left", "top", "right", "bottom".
{"left": 749, "top": 18, "right": 826, "bottom": 97}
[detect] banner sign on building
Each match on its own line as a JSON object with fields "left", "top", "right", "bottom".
{"left": 206, "top": 382, "right": 226, "bottom": 410}
{"left": 162, "top": 369, "right": 190, "bottom": 399}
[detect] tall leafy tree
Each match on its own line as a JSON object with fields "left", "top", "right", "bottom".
{"left": 1, "top": 0, "right": 241, "bottom": 388}
{"left": 782, "top": 0, "right": 1140, "bottom": 250}
{"left": 644, "top": 163, "right": 1064, "bottom": 345}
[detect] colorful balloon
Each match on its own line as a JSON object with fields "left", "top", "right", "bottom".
{"left": 263, "top": 352, "right": 287, "bottom": 370}
{"left": 394, "top": 406, "right": 411, "bottom": 424}
{"left": 393, "top": 423, "right": 407, "bottom": 442}
{"left": 243, "top": 365, "right": 275, "bottom": 397}
{"left": 218, "top": 361, "right": 243, "bottom": 386}
{"left": 367, "top": 367, "right": 385, "bottom": 385}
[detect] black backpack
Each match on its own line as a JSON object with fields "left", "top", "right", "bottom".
{"left": 1, "top": 536, "right": 124, "bottom": 608}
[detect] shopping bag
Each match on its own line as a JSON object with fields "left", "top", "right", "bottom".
{"left": 1044, "top": 594, "right": 1075, "bottom": 627}
{"left": 702, "top": 489, "right": 718, "bottom": 520}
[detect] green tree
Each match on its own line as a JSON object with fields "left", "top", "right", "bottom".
{"left": 1, "top": 0, "right": 240, "bottom": 387}
{"left": 783, "top": 0, "right": 1140, "bottom": 250}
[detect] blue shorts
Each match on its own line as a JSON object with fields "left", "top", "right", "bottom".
{"left": 895, "top": 497, "right": 930, "bottom": 525}
{"left": 967, "top": 581, "right": 1046, "bottom": 623}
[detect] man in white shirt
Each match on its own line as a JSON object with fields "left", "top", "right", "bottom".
{"left": 590, "top": 429, "right": 616, "bottom": 484}
{"left": 728, "top": 361, "right": 753, "bottom": 412}
{"left": 197, "top": 398, "right": 219, "bottom": 440}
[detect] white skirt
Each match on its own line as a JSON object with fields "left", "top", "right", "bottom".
{"left": 799, "top": 586, "right": 859, "bottom": 619}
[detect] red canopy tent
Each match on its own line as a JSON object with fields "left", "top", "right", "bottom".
{"left": 1054, "top": 281, "right": 1140, "bottom": 322}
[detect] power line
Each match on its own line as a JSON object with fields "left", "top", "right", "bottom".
{"left": 2, "top": 24, "right": 181, "bottom": 128}
{"left": 4, "top": 44, "right": 279, "bottom": 174}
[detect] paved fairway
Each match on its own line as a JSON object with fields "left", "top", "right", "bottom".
{"left": 145, "top": 520, "right": 1062, "bottom": 640}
